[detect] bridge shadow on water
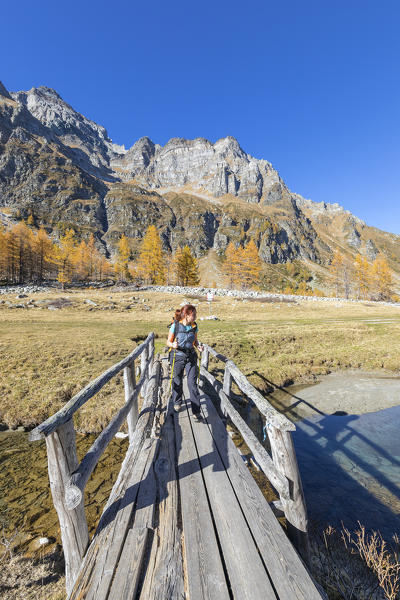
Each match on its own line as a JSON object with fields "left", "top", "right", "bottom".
{"left": 250, "top": 374, "right": 400, "bottom": 539}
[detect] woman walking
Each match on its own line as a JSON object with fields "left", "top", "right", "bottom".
{"left": 166, "top": 304, "right": 203, "bottom": 420}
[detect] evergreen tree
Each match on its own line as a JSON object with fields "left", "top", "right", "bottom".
{"left": 136, "top": 225, "right": 165, "bottom": 284}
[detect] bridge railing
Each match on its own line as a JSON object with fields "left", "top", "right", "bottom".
{"left": 200, "top": 344, "right": 309, "bottom": 563}
{"left": 29, "top": 333, "right": 155, "bottom": 594}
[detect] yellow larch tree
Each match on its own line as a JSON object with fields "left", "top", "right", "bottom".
{"left": 240, "top": 239, "right": 262, "bottom": 289}
{"left": 32, "top": 227, "right": 55, "bottom": 282}
{"left": 223, "top": 242, "right": 241, "bottom": 288}
{"left": 56, "top": 228, "right": 77, "bottom": 289}
{"left": 173, "top": 245, "right": 200, "bottom": 286}
{"left": 329, "top": 250, "right": 344, "bottom": 297}
{"left": 114, "top": 234, "right": 131, "bottom": 282}
{"left": 136, "top": 225, "right": 165, "bottom": 284}
{"left": 371, "top": 254, "right": 392, "bottom": 300}
{"left": 354, "top": 254, "right": 371, "bottom": 299}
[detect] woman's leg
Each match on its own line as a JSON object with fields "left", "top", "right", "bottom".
{"left": 185, "top": 353, "right": 201, "bottom": 415}
{"left": 171, "top": 354, "right": 186, "bottom": 408}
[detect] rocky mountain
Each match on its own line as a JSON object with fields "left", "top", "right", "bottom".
{"left": 1, "top": 80, "right": 399, "bottom": 288}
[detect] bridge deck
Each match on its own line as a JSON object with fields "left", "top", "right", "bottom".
{"left": 69, "top": 358, "right": 324, "bottom": 600}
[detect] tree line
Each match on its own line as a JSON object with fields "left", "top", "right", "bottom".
{"left": 329, "top": 250, "right": 394, "bottom": 301}
{"left": 0, "top": 222, "right": 200, "bottom": 287}
{"left": 0, "top": 220, "right": 395, "bottom": 299}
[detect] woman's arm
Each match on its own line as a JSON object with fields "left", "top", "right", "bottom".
{"left": 167, "top": 330, "right": 178, "bottom": 349}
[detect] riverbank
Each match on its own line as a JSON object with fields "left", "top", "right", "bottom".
{"left": 265, "top": 370, "right": 400, "bottom": 420}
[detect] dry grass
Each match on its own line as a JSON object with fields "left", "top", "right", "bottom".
{"left": 1, "top": 289, "right": 400, "bottom": 431}
{"left": 0, "top": 547, "right": 65, "bottom": 600}
{"left": 312, "top": 523, "right": 400, "bottom": 599}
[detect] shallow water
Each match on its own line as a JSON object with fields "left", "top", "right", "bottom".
{"left": 293, "top": 405, "right": 400, "bottom": 538}
{"left": 0, "top": 430, "right": 128, "bottom": 552}
{"left": 237, "top": 373, "right": 400, "bottom": 538}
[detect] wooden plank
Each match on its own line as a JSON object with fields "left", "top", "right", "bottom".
{"left": 200, "top": 391, "right": 324, "bottom": 600}
{"left": 65, "top": 361, "right": 149, "bottom": 509}
{"left": 85, "top": 437, "right": 157, "bottom": 600}
{"left": 176, "top": 405, "right": 229, "bottom": 600}
{"left": 124, "top": 361, "right": 137, "bottom": 441}
{"left": 30, "top": 333, "right": 154, "bottom": 440}
{"left": 268, "top": 426, "right": 310, "bottom": 564}
{"left": 200, "top": 367, "right": 290, "bottom": 500}
{"left": 107, "top": 436, "right": 159, "bottom": 600}
{"left": 107, "top": 527, "right": 150, "bottom": 600}
{"left": 68, "top": 361, "right": 160, "bottom": 600}
{"left": 140, "top": 411, "right": 184, "bottom": 599}
{"left": 184, "top": 391, "right": 277, "bottom": 600}
{"left": 46, "top": 419, "right": 89, "bottom": 595}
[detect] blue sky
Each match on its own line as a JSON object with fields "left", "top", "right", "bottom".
{"left": 2, "top": 0, "right": 400, "bottom": 232}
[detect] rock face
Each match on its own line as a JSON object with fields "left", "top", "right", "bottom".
{"left": 111, "top": 135, "right": 287, "bottom": 205}
{"left": 0, "top": 80, "right": 397, "bottom": 271}
{"left": 11, "top": 86, "right": 125, "bottom": 180}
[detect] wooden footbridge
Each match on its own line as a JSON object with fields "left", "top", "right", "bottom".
{"left": 30, "top": 333, "right": 326, "bottom": 599}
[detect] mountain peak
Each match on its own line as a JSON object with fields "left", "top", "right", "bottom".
{"left": 0, "top": 81, "right": 12, "bottom": 100}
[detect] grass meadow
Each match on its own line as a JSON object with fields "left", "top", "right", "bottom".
{"left": 1, "top": 288, "right": 400, "bottom": 431}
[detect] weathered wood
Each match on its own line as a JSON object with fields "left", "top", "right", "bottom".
{"left": 86, "top": 438, "right": 158, "bottom": 600}
{"left": 141, "top": 343, "right": 149, "bottom": 398}
{"left": 200, "top": 366, "right": 290, "bottom": 500}
{"left": 185, "top": 392, "right": 277, "bottom": 600}
{"left": 200, "top": 345, "right": 209, "bottom": 369}
{"left": 68, "top": 361, "right": 161, "bottom": 600}
{"left": 204, "top": 344, "right": 228, "bottom": 363}
{"left": 123, "top": 361, "right": 137, "bottom": 442}
{"left": 140, "top": 410, "right": 184, "bottom": 598}
{"left": 176, "top": 403, "right": 229, "bottom": 600}
{"left": 30, "top": 333, "right": 154, "bottom": 441}
{"left": 200, "top": 391, "right": 324, "bottom": 599}
{"left": 270, "top": 499, "right": 284, "bottom": 518}
{"left": 226, "top": 359, "right": 295, "bottom": 431}
{"left": 46, "top": 419, "right": 89, "bottom": 595}
{"left": 65, "top": 361, "right": 150, "bottom": 510}
{"left": 222, "top": 364, "right": 232, "bottom": 396}
{"left": 107, "top": 527, "right": 150, "bottom": 600}
{"left": 203, "top": 344, "right": 294, "bottom": 431}
{"left": 107, "top": 438, "right": 158, "bottom": 600}
{"left": 268, "top": 425, "right": 311, "bottom": 565}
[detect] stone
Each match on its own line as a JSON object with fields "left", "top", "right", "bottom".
{"left": 84, "top": 299, "right": 97, "bottom": 306}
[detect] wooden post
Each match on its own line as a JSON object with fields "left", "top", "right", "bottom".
{"left": 45, "top": 419, "right": 89, "bottom": 594}
{"left": 221, "top": 365, "right": 232, "bottom": 421}
{"left": 140, "top": 345, "right": 148, "bottom": 397}
{"left": 223, "top": 365, "right": 232, "bottom": 396}
{"left": 123, "top": 360, "right": 137, "bottom": 442}
{"left": 268, "top": 426, "right": 310, "bottom": 565}
{"left": 201, "top": 346, "right": 209, "bottom": 370}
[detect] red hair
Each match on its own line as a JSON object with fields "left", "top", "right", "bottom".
{"left": 173, "top": 304, "right": 197, "bottom": 321}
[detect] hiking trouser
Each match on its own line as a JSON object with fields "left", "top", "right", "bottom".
{"left": 170, "top": 350, "right": 201, "bottom": 415}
